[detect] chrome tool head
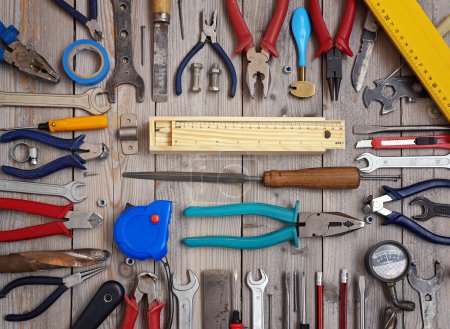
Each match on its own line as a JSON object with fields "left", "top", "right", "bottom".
{"left": 356, "top": 153, "right": 379, "bottom": 173}
{"left": 66, "top": 181, "right": 87, "bottom": 203}
{"left": 299, "top": 212, "right": 365, "bottom": 237}
{"left": 172, "top": 269, "right": 200, "bottom": 294}
{"left": 246, "top": 48, "right": 270, "bottom": 98}
{"left": 200, "top": 10, "right": 217, "bottom": 43}
{"left": 246, "top": 269, "right": 269, "bottom": 288}
{"left": 410, "top": 196, "right": 435, "bottom": 221}
{"left": 87, "top": 88, "right": 112, "bottom": 115}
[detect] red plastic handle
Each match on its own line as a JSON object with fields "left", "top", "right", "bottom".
{"left": 335, "top": 0, "right": 356, "bottom": 57}
{"left": 147, "top": 300, "right": 164, "bottom": 329}
{"left": 339, "top": 282, "right": 348, "bottom": 329}
{"left": 310, "top": 0, "right": 333, "bottom": 57}
{"left": 121, "top": 296, "right": 139, "bottom": 329}
{"left": 0, "top": 198, "right": 73, "bottom": 219}
{"left": 230, "top": 323, "right": 244, "bottom": 329}
{"left": 0, "top": 222, "right": 72, "bottom": 242}
{"left": 370, "top": 135, "right": 450, "bottom": 150}
{"left": 260, "top": 0, "right": 289, "bottom": 58}
{"left": 317, "top": 284, "right": 323, "bottom": 329}
{"left": 226, "top": 0, "right": 254, "bottom": 54}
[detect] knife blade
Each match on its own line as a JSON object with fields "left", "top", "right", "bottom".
{"left": 351, "top": 12, "right": 379, "bottom": 91}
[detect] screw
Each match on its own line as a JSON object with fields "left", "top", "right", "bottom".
{"left": 191, "top": 63, "right": 203, "bottom": 93}
{"left": 209, "top": 63, "right": 221, "bottom": 92}
{"left": 84, "top": 172, "right": 99, "bottom": 177}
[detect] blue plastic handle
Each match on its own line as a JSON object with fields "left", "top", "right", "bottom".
{"left": 0, "top": 21, "right": 19, "bottom": 45}
{"left": 183, "top": 226, "right": 299, "bottom": 249}
{"left": 383, "top": 211, "right": 450, "bottom": 245}
{"left": 384, "top": 179, "right": 450, "bottom": 201}
{"left": 89, "top": 0, "right": 98, "bottom": 21}
{"left": 211, "top": 42, "right": 237, "bottom": 98}
{"left": 183, "top": 201, "right": 299, "bottom": 224}
{"left": 53, "top": 0, "right": 89, "bottom": 24}
{"left": 175, "top": 42, "right": 205, "bottom": 95}
{"left": 291, "top": 8, "right": 311, "bottom": 68}
{"left": 0, "top": 130, "right": 85, "bottom": 151}
{"left": 2, "top": 154, "right": 87, "bottom": 179}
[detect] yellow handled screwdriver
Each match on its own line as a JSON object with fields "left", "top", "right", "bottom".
{"left": 0, "top": 116, "right": 108, "bottom": 133}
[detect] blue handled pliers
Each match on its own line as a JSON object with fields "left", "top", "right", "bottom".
{"left": 53, "top": 0, "right": 103, "bottom": 41}
{"left": 0, "top": 130, "right": 109, "bottom": 180}
{"left": 364, "top": 179, "right": 450, "bottom": 245}
{"left": 0, "top": 21, "right": 59, "bottom": 82}
{"left": 182, "top": 201, "right": 364, "bottom": 249}
{"left": 175, "top": 10, "right": 237, "bottom": 98}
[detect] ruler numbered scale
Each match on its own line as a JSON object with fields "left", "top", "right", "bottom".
{"left": 364, "top": 0, "right": 450, "bottom": 120}
{"left": 149, "top": 117, "right": 345, "bottom": 154}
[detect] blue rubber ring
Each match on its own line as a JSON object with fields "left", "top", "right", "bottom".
{"left": 62, "top": 39, "right": 110, "bottom": 86}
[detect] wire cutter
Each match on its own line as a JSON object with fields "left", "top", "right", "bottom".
{"left": 363, "top": 179, "right": 450, "bottom": 245}
{"left": 121, "top": 272, "right": 164, "bottom": 329}
{"left": 53, "top": 0, "right": 103, "bottom": 41}
{"left": 0, "top": 198, "right": 103, "bottom": 242}
{"left": 175, "top": 10, "right": 237, "bottom": 98}
{"left": 0, "top": 21, "right": 59, "bottom": 82}
{"left": 226, "top": 0, "right": 289, "bottom": 98}
{"left": 0, "top": 129, "right": 109, "bottom": 179}
{"left": 182, "top": 201, "right": 364, "bottom": 249}
{"left": 0, "top": 266, "right": 109, "bottom": 322}
{"left": 310, "top": 0, "right": 356, "bottom": 101}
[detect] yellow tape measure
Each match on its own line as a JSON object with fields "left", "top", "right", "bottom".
{"left": 364, "top": 0, "right": 450, "bottom": 120}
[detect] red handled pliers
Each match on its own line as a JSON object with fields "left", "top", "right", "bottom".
{"left": 226, "top": 0, "right": 289, "bottom": 98}
{"left": 310, "top": 0, "right": 356, "bottom": 101}
{"left": 0, "top": 198, "right": 103, "bottom": 242}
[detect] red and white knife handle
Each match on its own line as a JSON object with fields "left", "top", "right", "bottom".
{"left": 147, "top": 300, "right": 164, "bottom": 329}
{"left": 0, "top": 198, "right": 73, "bottom": 218}
{"left": 225, "top": 0, "right": 254, "bottom": 54}
{"left": 121, "top": 296, "right": 139, "bottom": 329}
{"left": 0, "top": 222, "right": 73, "bottom": 242}
{"left": 371, "top": 135, "right": 450, "bottom": 150}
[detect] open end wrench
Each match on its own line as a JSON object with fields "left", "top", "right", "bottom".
{"left": 247, "top": 269, "right": 269, "bottom": 329}
{"left": 407, "top": 261, "right": 444, "bottom": 329}
{"left": 0, "top": 88, "right": 110, "bottom": 115}
{"left": 0, "top": 180, "right": 86, "bottom": 203}
{"left": 356, "top": 153, "right": 450, "bottom": 173}
{"left": 410, "top": 197, "right": 450, "bottom": 221}
{"left": 172, "top": 270, "right": 199, "bottom": 329}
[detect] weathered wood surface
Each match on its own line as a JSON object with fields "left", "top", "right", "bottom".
{"left": 0, "top": 0, "right": 449, "bottom": 328}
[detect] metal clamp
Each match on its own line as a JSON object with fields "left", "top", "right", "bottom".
{"left": 10, "top": 142, "right": 38, "bottom": 165}
{"left": 119, "top": 114, "right": 138, "bottom": 155}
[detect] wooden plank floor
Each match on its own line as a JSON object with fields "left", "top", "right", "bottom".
{"left": 0, "top": 0, "right": 449, "bottom": 328}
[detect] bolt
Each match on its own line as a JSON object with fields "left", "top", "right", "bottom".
{"left": 191, "top": 63, "right": 203, "bottom": 93}
{"left": 209, "top": 63, "right": 221, "bottom": 92}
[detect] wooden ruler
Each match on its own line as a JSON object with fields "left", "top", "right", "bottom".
{"left": 149, "top": 117, "right": 345, "bottom": 154}
{"left": 364, "top": 0, "right": 450, "bottom": 120}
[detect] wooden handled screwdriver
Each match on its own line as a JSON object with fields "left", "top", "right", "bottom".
{"left": 123, "top": 167, "right": 400, "bottom": 190}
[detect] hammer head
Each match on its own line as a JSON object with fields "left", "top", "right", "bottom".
{"left": 290, "top": 81, "right": 315, "bottom": 98}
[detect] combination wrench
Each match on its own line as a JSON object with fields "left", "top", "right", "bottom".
{"left": 172, "top": 270, "right": 199, "bottom": 329}
{"left": 247, "top": 269, "right": 269, "bottom": 329}
{"left": 410, "top": 196, "right": 450, "bottom": 221}
{"left": 356, "top": 153, "right": 450, "bottom": 173}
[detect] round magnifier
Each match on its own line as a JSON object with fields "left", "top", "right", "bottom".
{"left": 365, "top": 240, "right": 411, "bottom": 283}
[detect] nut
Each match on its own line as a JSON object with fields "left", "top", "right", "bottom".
{"left": 209, "top": 63, "right": 222, "bottom": 92}
{"left": 97, "top": 198, "right": 107, "bottom": 207}
{"left": 282, "top": 65, "right": 292, "bottom": 74}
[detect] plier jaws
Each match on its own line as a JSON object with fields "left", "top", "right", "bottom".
{"left": 298, "top": 212, "right": 365, "bottom": 238}
{"left": 200, "top": 10, "right": 217, "bottom": 43}
{"left": 78, "top": 142, "right": 110, "bottom": 161}
{"left": 85, "top": 20, "right": 103, "bottom": 41}
{"left": 246, "top": 48, "right": 270, "bottom": 98}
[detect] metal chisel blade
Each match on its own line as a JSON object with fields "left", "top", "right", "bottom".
{"left": 351, "top": 33, "right": 376, "bottom": 91}
{"left": 123, "top": 171, "right": 261, "bottom": 184}
{"left": 153, "top": 21, "right": 169, "bottom": 102}
{"left": 355, "top": 140, "right": 373, "bottom": 148}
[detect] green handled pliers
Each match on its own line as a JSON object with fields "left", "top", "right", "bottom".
{"left": 182, "top": 201, "right": 364, "bottom": 249}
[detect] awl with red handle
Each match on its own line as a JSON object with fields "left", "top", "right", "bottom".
{"left": 356, "top": 134, "right": 450, "bottom": 150}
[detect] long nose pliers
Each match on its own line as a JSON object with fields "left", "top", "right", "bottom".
{"left": 182, "top": 201, "right": 364, "bottom": 249}
{"left": 364, "top": 179, "right": 450, "bottom": 245}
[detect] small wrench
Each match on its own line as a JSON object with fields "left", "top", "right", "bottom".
{"left": 247, "top": 269, "right": 269, "bottom": 329}
{"left": 0, "top": 88, "right": 110, "bottom": 115}
{"left": 0, "top": 180, "right": 86, "bottom": 203}
{"left": 407, "top": 261, "right": 444, "bottom": 329}
{"left": 410, "top": 196, "right": 450, "bottom": 221}
{"left": 172, "top": 270, "right": 199, "bottom": 329}
{"left": 356, "top": 153, "right": 450, "bottom": 173}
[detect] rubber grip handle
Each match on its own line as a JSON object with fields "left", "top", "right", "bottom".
{"left": 53, "top": 0, "right": 88, "bottom": 24}
{"left": 230, "top": 324, "right": 244, "bottom": 329}
{"left": 148, "top": 300, "right": 164, "bottom": 329}
{"left": 120, "top": 296, "right": 139, "bottom": 329}
{"left": 0, "top": 276, "right": 63, "bottom": 298}
{"left": 89, "top": 0, "right": 98, "bottom": 21}
{"left": 48, "top": 116, "right": 108, "bottom": 133}
{"left": 225, "top": 0, "right": 254, "bottom": 54}
{"left": 0, "top": 130, "right": 86, "bottom": 151}
{"left": 0, "top": 198, "right": 73, "bottom": 218}
{"left": 260, "top": 0, "right": 289, "bottom": 58}
{"left": 211, "top": 42, "right": 237, "bottom": 98}
{"left": 263, "top": 167, "right": 360, "bottom": 189}
{"left": 5, "top": 285, "right": 69, "bottom": 322}
{"left": 335, "top": 0, "right": 356, "bottom": 57}
{"left": 0, "top": 21, "right": 19, "bottom": 45}
{"left": 184, "top": 201, "right": 299, "bottom": 224}
{"left": 383, "top": 212, "right": 450, "bottom": 245}
{"left": 383, "top": 179, "right": 450, "bottom": 201}
{"left": 309, "top": 0, "right": 333, "bottom": 56}
{"left": 291, "top": 8, "right": 311, "bottom": 68}
{"left": 2, "top": 154, "right": 87, "bottom": 179}
{"left": 369, "top": 135, "right": 450, "bottom": 150}
{"left": 183, "top": 226, "right": 299, "bottom": 249}
{"left": 317, "top": 285, "right": 323, "bottom": 329}
{"left": 175, "top": 42, "right": 205, "bottom": 95}
{"left": 0, "top": 222, "right": 73, "bottom": 242}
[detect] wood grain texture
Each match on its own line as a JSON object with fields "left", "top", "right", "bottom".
{"left": 0, "top": 0, "right": 449, "bottom": 328}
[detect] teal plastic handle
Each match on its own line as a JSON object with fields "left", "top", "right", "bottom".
{"left": 183, "top": 201, "right": 299, "bottom": 224}
{"left": 291, "top": 7, "right": 311, "bottom": 68}
{"left": 183, "top": 226, "right": 299, "bottom": 249}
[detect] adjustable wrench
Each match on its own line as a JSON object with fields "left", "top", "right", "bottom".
{"left": 247, "top": 269, "right": 269, "bottom": 329}
{"left": 356, "top": 153, "right": 450, "bottom": 173}
{"left": 172, "top": 270, "right": 199, "bottom": 329}
{"left": 0, "top": 88, "right": 110, "bottom": 115}
{"left": 0, "top": 180, "right": 86, "bottom": 203}
{"left": 407, "top": 261, "right": 444, "bottom": 329}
